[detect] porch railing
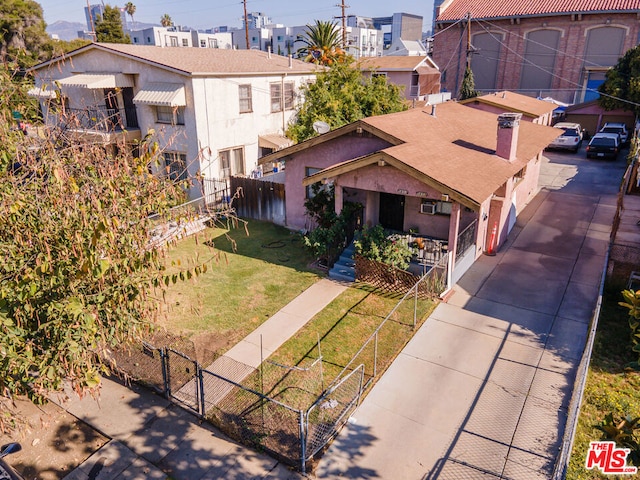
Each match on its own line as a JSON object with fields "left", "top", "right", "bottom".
{"left": 456, "top": 219, "right": 477, "bottom": 261}
{"left": 63, "top": 106, "right": 139, "bottom": 132}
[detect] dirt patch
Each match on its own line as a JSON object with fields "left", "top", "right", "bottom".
{"left": 191, "top": 331, "right": 230, "bottom": 365}
{"left": 0, "top": 398, "right": 108, "bottom": 480}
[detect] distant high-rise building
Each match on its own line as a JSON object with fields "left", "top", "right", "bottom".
{"left": 372, "top": 12, "right": 423, "bottom": 49}
{"left": 245, "top": 12, "right": 272, "bottom": 29}
{"left": 84, "top": 4, "right": 104, "bottom": 33}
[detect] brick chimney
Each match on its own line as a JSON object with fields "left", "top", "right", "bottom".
{"left": 496, "top": 113, "right": 522, "bottom": 162}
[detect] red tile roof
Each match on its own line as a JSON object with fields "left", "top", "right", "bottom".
{"left": 357, "top": 56, "right": 430, "bottom": 71}
{"left": 437, "top": 0, "right": 640, "bottom": 21}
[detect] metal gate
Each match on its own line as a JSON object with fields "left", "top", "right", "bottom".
{"left": 166, "top": 348, "right": 200, "bottom": 414}
{"left": 303, "top": 364, "right": 364, "bottom": 462}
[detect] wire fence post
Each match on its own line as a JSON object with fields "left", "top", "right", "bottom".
{"left": 373, "top": 331, "right": 379, "bottom": 377}
{"left": 161, "top": 348, "right": 170, "bottom": 398}
{"left": 198, "top": 365, "right": 205, "bottom": 418}
{"left": 299, "top": 409, "right": 306, "bottom": 474}
{"left": 413, "top": 282, "right": 418, "bottom": 329}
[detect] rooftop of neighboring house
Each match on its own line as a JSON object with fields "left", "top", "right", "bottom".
{"left": 357, "top": 55, "right": 436, "bottom": 72}
{"left": 436, "top": 0, "right": 640, "bottom": 22}
{"left": 262, "top": 101, "right": 560, "bottom": 206}
{"left": 459, "top": 91, "right": 558, "bottom": 118}
{"left": 31, "top": 42, "right": 322, "bottom": 76}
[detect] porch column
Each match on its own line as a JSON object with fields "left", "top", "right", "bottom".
{"left": 447, "top": 202, "right": 461, "bottom": 269}
{"left": 334, "top": 182, "right": 343, "bottom": 216}
{"left": 365, "top": 190, "right": 377, "bottom": 227}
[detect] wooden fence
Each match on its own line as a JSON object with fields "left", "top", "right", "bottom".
{"left": 230, "top": 176, "right": 286, "bottom": 225}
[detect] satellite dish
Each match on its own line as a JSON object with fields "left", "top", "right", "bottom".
{"left": 313, "top": 121, "right": 330, "bottom": 134}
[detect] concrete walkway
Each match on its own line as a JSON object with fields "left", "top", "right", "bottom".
{"left": 56, "top": 279, "right": 347, "bottom": 480}
{"left": 315, "top": 150, "right": 625, "bottom": 479}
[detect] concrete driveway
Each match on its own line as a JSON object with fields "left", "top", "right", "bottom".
{"left": 315, "top": 147, "right": 626, "bottom": 479}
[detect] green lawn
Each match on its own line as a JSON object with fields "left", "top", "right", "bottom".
{"left": 568, "top": 289, "right": 640, "bottom": 479}
{"left": 157, "top": 220, "right": 321, "bottom": 359}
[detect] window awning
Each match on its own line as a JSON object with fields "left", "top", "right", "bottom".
{"left": 27, "top": 87, "right": 57, "bottom": 99}
{"left": 258, "top": 134, "right": 292, "bottom": 151}
{"left": 57, "top": 73, "right": 135, "bottom": 89}
{"left": 133, "top": 83, "right": 186, "bottom": 107}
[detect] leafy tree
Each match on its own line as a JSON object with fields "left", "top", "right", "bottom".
{"left": 599, "top": 44, "right": 640, "bottom": 117}
{"left": 0, "top": 65, "right": 213, "bottom": 430}
{"left": 0, "top": 0, "right": 50, "bottom": 69}
{"left": 296, "top": 20, "right": 347, "bottom": 65}
{"left": 459, "top": 65, "right": 478, "bottom": 100}
{"left": 95, "top": 5, "right": 131, "bottom": 44}
{"left": 124, "top": 2, "right": 136, "bottom": 28}
{"left": 160, "top": 13, "right": 173, "bottom": 28}
{"left": 286, "top": 62, "right": 407, "bottom": 143}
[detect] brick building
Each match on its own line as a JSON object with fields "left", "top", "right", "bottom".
{"left": 432, "top": 0, "right": 640, "bottom": 104}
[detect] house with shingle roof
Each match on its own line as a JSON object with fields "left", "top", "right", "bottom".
{"left": 259, "top": 100, "right": 560, "bottom": 284}
{"left": 29, "top": 42, "right": 320, "bottom": 199}
{"left": 433, "top": 0, "right": 640, "bottom": 104}
{"left": 357, "top": 55, "right": 441, "bottom": 100}
{"left": 459, "top": 91, "right": 558, "bottom": 125}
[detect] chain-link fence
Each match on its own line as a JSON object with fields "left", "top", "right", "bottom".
{"left": 109, "top": 270, "right": 434, "bottom": 472}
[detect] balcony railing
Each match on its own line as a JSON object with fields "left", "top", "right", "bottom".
{"left": 63, "top": 105, "right": 139, "bottom": 132}
{"left": 456, "top": 219, "right": 477, "bottom": 261}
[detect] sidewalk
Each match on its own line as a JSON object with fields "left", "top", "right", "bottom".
{"left": 55, "top": 278, "right": 347, "bottom": 480}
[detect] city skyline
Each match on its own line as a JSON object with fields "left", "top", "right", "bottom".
{"left": 37, "top": 0, "right": 435, "bottom": 32}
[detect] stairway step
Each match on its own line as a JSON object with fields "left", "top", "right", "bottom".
{"left": 329, "top": 269, "right": 355, "bottom": 282}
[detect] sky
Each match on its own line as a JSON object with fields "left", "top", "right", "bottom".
{"left": 37, "top": 0, "right": 436, "bottom": 33}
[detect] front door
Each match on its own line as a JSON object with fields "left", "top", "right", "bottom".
{"left": 379, "top": 192, "right": 405, "bottom": 232}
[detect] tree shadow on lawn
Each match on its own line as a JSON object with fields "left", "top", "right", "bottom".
{"left": 204, "top": 220, "right": 318, "bottom": 272}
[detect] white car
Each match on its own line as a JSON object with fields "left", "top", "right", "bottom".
{"left": 548, "top": 122, "right": 583, "bottom": 152}
{"left": 600, "top": 122, "right": 629, "bottom": 144}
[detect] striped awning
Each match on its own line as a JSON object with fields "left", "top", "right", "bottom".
{"left": 258, "top": 134, "right": 292, "bottom": 151}
{"left": 58, "top": 73, "right": 135, "bottom": 89}
{"left": 27, "top": 87, "right": 57, "bottom": 99}
{"left": 133, "top": 83, "right": 186, "bottom": 107}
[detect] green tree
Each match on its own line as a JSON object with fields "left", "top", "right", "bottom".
{"left": 160, "top": 13, "right": 173, "bottom": 27}
{"left": 286, "top": 62, "right": 407, "bottom": 143}
{"left": 124, "top": 2, "right": 136, "bottom": 28}
{"left": 296, "top": 20, "right": 347, "bottom": 65}
{"left": 459, "top": 65, "right": 478, "bottom": 100}
{"left": 0, "top": 0, "right": 50, "bottom": 69}
{"left": 95, "top": 5, "right": 131, "bottom": 44}
{"left": 0, "top": 66, "right": 212, "bottom": 429}
{"left": 599, "top": 44, "right": 640, "bottom": 117}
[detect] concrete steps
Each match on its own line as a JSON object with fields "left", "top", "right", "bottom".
{"left": 329, "top": 242, "right": 356, "bottom": 282}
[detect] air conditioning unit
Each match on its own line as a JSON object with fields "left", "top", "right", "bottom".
{"left": 420, "top": 202, "right": 436, "bottom": 215}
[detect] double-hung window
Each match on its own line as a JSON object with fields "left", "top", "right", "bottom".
{"left": 239, "top": 85, "right": 252, "bottom": 113}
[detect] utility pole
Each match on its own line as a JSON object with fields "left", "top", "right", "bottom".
{"left": 243, "top": 0, "right": 249, "bottom": 50}
{"left": 334, "top": 0, "right": 349, "bottom": 50}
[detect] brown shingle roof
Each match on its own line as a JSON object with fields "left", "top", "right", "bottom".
{"left": 459, "top": 91, "right": 557, "bottom": 118}
{"left": 358, "top": 102, "right": 559, "bottom": 205}
{"left": 437, "top": 0, "right": 640, "bottom": 21}
{"left": 33, "top": 43, "right": 322, "bottom": 76}
{"left": 357, "top": 56, "right": 431, "bottom": 71}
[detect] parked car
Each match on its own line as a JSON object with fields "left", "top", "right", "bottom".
{"left": 599, "top": 122, "right": 629, "bottom": 144}
{"left": 586, "top": 132, "right": 620, "bottom": 159}
{"left": 0, "top": 443, "right": 24, "bottom": 480}
{"left": 547, "top": 122, "right": 583, "bottom": 152}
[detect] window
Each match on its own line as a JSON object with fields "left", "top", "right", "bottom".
{"left": 239, "top": 84, "right": 252, "bottom": 113}
{"left": 219, "top": 147, "right": 245, "bottom": 178}
{"left": 270, "top": 83, "right": 282, "bottom": 112}
{"left": 271, "top": 82, "right": 295, "bottom": 112}
{"left": 146, "top": 36, "right": 151, "bottom": 43}
{"left": 514, "top": 166, "right": 527, "bottom": 183}
{"left": 155, "top": 106, "right": 185, "bottom": 125}
{"left": 284, "top": 82, "right": 295, "bottom": 110}
{"left": 305, "top": 167, "right": 322, "bottom": 198}
{"left": 208, "top": 38, "right": 218, "bottom": 48}
{"left": 133, "top": 37, "right": 139, "bottom": 43}
{"left": 200, "top": 39, "right": 206, "bottom": 48}
{"left": 170, "top": 36, "right": 178, "bottom": 47}
{"left": 162, "top": 152, "right": 188, "bottom": 182}
{"left": 182, "top": 38, "right": 189, "bottom": 46}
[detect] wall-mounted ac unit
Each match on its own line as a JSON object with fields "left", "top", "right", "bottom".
{"left": 420, "top": 202, "right": 436, "bottom": 214}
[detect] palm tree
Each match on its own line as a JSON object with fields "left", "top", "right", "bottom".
{"left": 160, "top": 13, "right": 173, "bottom": 28}
{"left": 296, "top": 20, "right": 346, "bottom": 65}
{"left": 124, "top": 2, "right": 136, "bottom": 28}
